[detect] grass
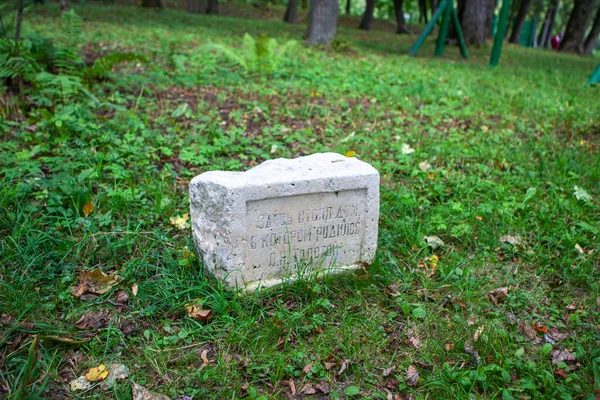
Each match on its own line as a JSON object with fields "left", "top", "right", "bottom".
{"left": 1, "top": 2, "right": 599, "bottom": 399}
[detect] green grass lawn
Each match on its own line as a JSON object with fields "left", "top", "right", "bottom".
{"left": 1, "top": 3, "right": 599, "bottom": 399}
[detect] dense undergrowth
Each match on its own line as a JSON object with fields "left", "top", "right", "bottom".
{"left": 1, "top": 3, "right": 599, "bottom": 399}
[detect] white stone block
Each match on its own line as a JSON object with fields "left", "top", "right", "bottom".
{"left": 189, "top": 152, "right": 380, "bottom": 291}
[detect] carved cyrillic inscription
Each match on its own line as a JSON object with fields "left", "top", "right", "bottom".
{"left": 245, "top": 190, "right": 366, "bottom": 280}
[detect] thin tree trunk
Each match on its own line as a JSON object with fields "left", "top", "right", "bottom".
{"left": 307, "top": 0, "right": 338, "bottom": 45}
{"left": 583, "top": 6, "right": 600, "bottom": 54}
{"left": 359, "top": 0, "right": 375, "bottom": 30}
{"left": 59, "top": 0, "right": 70, "bottom": 11}
{"left": 422, "top": 0, "right": 428, "bottom": 23}
{"left": 206, "top": 0, "right": 219, "bottom": 14}
{"left": 485, "top": 0, "right": 496, "bottom": 39}
{"left": 461, "top": 0, "right": 489, "bottom": 45}
{"left": 394, "top": 0, "right": 410, "bottom": 33}
{"left": 509, "top": 0, "right": 532, "bottom": 43}
{"left": 538, "top": 2, "right": 551, "bottom": 46}
{"left": 187, "top": 0, "right": 194, "bottom": 12}
{"left": 346, "top": 0, "right": 351, "bottom": 14}
{"left": 285, "top": 0, "right": 299, "bottom": 22}
{"left": 560, "top": 0, "right": 596, "bottom": 53}
{"left": 302, "top": 0, "right": 308, "bottom": 9}
{"left": 431, "top": 0, "right": 437, "bottom": 13}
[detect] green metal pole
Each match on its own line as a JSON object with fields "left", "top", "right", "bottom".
{"left": 490, "top": 0, "right": 512, "bottom": 66}
{"left": 450, "top": 3, "right": 468, "bottom": 58}
{"left": 434, "top": 0, "right": 452, "bottom": 56}
{"left": 408, "top": 1, "right": 447, "bottom": 56}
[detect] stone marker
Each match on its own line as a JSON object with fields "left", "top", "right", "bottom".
{"left": 189, "top": 152, "right": 379, "bottom": 291}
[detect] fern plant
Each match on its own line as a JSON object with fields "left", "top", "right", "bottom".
{"left": 206, "top": 33, "right": 299, "bottom": 75}
{"left": 53, "top": 9, "right": 84, "bottom": 75}
{"left": 0, "top": 37, "right": 40, "bottom": 84}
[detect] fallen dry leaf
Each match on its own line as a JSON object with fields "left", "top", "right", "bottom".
{"left": 289, "top": 378, "right": 296, "bottom": 396}
{"left": 444, "top": 343, "right": 454, "bottom": 351}
{"left": 473, "top": 325, "right": 485, "bottom": 342}
{"left": 300, "top": 383, "right": 316, "bottom": 395}
{"left": 314, "top": 326, "right": 323, "bottom": 334}
{"left": 169, "top": 214, "right": 189, "bottom": 230}
{"left": 115, "top": 291, "right": 129, "bottom": 305}
{"left": 532, "top": 322, "right": 548, "bottom": 333}
{"left": 75, "top": 310, "right": 110, "bottom": 330}
{"left": 200, "top": 349, "right": 210, "bottom": 369}
{"left": 386, "top": 284, "right": 400, "bottom": 297}
{"left": 119, "top": 318, "right": 136, "bottom": 336}
{"left": 337, "top": 359, "right": 349, "bottom": 376}
{"left": 345, "top": 150, "right": 357, "bottom": 157}
{"left": 325, "top": 362, "right": 336, "bottom": 371}
{"left": 518, "top": 320, "right": 537, "bottom": 341}
{"left": 132, "top": 283, "right": 138, "bottom": 296}
{"left": 419, "top": 161, "right": 432, "bottom": 171}
{"left": 405, "top": 365, "right": 418, "bottom": 387}
{"left": 69, "top": 376, "right": 91, "bottom": 392}
{"left": 82, "top": 201, "right": 94, "bottom": 217}
{"left": 303, "top": 362, "right": 313, "bottom": 374}
{"left": 423, "top": 235, "right": 444, "bottom": 249}
{"left": 85, "top": 364, "right": 109, "bottom": 382}
{"left": 574, "top": 244, "right": 584, "bottom": 254}
{"left": 499, "top": 235, "right": 523, "bottom": 246}
{"left": 132, "top": 382, "right": 170, "bottom": 400}
{"left": 406, "top": 336, "right": 421, "bottom": 349}
{"left": 186, "top": 301, "right": 213, "bottom": 321}
{"left": 554, "top": 368, "right": 568, "bottom": 379}
{"left": 98, "top": 363, "right": 130, "bottom": 390}
{"left": 315, "top": 381, "right": 331, "bottom": 394}
{"left": 383, "top": 366, "right": 395, "bottom": 377}
{"left": 552, "top": 349, "right": 576, "bottom": 365}
{"left": 71, "top": 269, "right": 120, "bottom": 298}
{"left": 489, "top": 287, "right": 508, "bottom": 305}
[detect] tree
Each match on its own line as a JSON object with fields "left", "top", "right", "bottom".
{"left": 206, "top": 0, "right": 218, "bottom": 13}
{"left": 141, "top": 0, "right": 162, "bottom": 8}
{"left": 419, "top": 0, "right": 428, "bottom": 23}
{"left": 59, "top": 0, "right": 70, "bottom": 11}
{"left": 461, "top": 0, "right": 490, "bottom": 45}
{"left": 538, "top": 0, "right": 558, "bottom": 47}
{"left": 583, "top": 5, "right": 600, "bottom": 54}
{"left": 394, "top": 0, "right": 410, "bottom": 33}
{"left": 560, "top": 0, "right": 596, "bottom": 52}
{"left": 346, "top": 0, "right": 351, "bottom": 14}
{"left": 509, "top": 0, "right": 532, "bottom": 43}
{"left": 307, "top": 0, "right": 338, "bottom": 44}
{"left": 285, "top": 0, "right": 299, "bottom": 22}
{"left": 359, "top": 0, "right": 376, "bottom": 30}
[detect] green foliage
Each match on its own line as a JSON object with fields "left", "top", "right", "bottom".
{"left": 207, "top": 33, "right": 299, "bottom": 74}
{"left": 53, "top": 10, "right": 84, "bottom": 74}
{"left": 82, "top": 52, "right": 147, "bottom": 81}
{"left": 0, "top": 38, "right": 40, "bottom": 83}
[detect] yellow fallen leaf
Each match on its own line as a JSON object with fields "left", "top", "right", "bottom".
{"left": 482, "top": 125, "right": 489, "bottom": 133}
{"left": 132, "top": 283, "right": 138, "bottom": 297}
{"left": 71, "top": 269, "right": 120, "bottom": 297}
{"left": 82, "top": 201, "right": 94, "bottom": 217}
{"left": 85, "top": 364, "right": 108, "bottom": 382}
{"left": 428, "top": 173, "right": 435, "bottom": 180}
{"left": 345, "top": 151, "right": 357, "bottom": 158}
{"left": 170, "top": 214, "right": 189, "bottom": 230}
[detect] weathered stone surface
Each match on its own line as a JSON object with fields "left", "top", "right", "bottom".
{"left": 189, "top": 152, "right": 379, "bottom": 290}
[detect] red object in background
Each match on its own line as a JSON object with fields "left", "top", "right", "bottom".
{"left": 551, "top": 34, "right": 562, "bottom": 50}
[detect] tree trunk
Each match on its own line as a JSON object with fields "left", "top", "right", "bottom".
{"left": 359, "top": 0, "right": 375, "bottom": 30}
{"left": 196, "top": 0, "right": 207, "bottom": 13}
{"left": 485, "top": 0, "right": 496, "bottom": 39}
{"left": 418, "top": 0, "right": 428, "bottom": 23}
{"left": 141, "top": 0, "right": 162, "bottom": 7}
{"left": 560, "top": 0, "right": 596, "bottom": 53}
{"left": 285, "top": 0, "right": 299, "bottom": 22}
{"left": 59, "top": 0, "right": 70, "bottom": 11}
{"left": 461, "top": 0, "right": 489, "bottom": 45}
{"left": 583, "top": 6, "right": 600, "bottom": 54}
{"left": 431, "top": 0, "right": 437, "bottom": 13}
{"left": 206, "top": 0, "right": 219, "bottom": 14}
{"left": 302, "top": 0, "right": 308, "bottom": 9}
{"left": 509, "top": 0, "right": 531, "bottom": 43}
{"left": 346, "top": 0, "right": 350, "bottom": 14}
{"left": 394, "top": 0, "right": 410, "bottom": 33}
{"left": 187, "top": 0, "right": 194, "bottom": 12}
{"left": 307, "top": 0, "right": 338, "bottom": 45}
{"left": 15, "top": 0, "right": 24, "bottom": 42}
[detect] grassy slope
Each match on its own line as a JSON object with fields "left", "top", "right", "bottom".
{"left": 1, "top": 3, "right": 599, "bottom": 399}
